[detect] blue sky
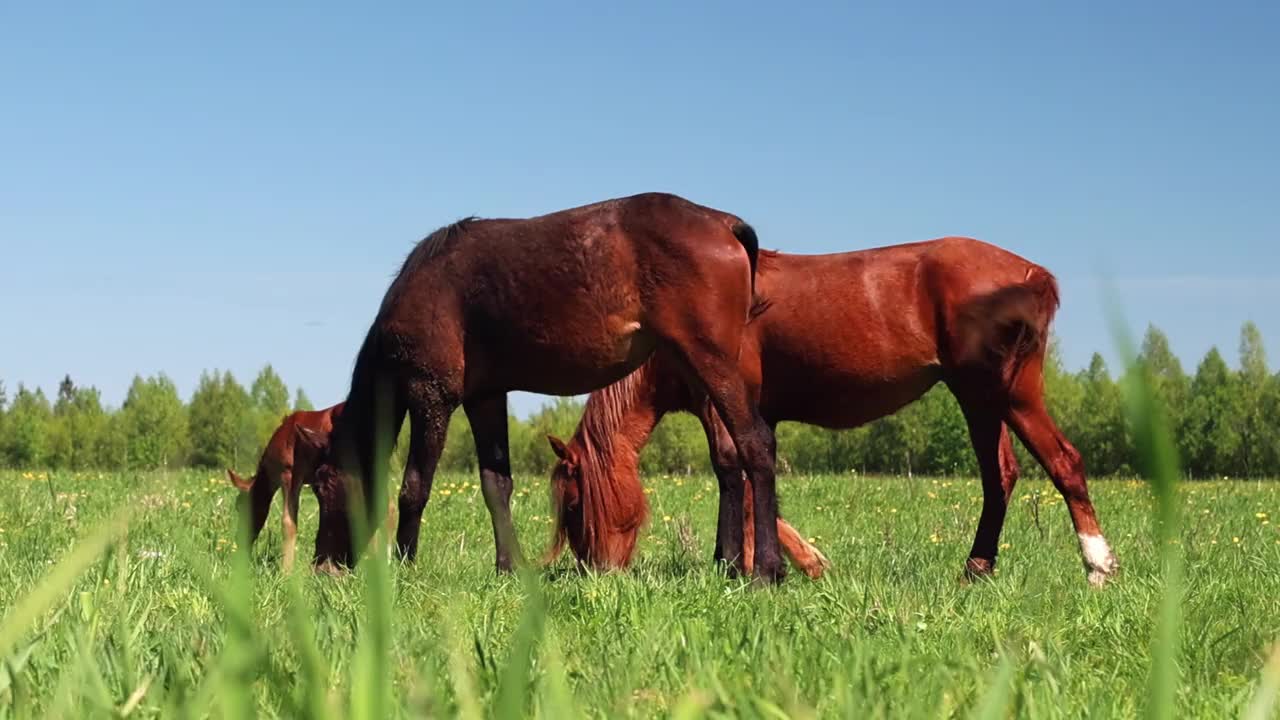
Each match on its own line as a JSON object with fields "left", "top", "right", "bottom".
{"left": 2, "top": 2, "right": 1277, "bottom": 417}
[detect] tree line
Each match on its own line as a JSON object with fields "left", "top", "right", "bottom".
{"left": 2, "top": 322, "right": 1278, "bottom": 479}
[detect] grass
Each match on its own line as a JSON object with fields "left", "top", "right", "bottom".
{"left": 1, "top": 467, "right": 1278, "bottom": 718}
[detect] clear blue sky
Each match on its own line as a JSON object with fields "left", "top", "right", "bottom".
{"left": 2, "top": 2, "right": 1277, "bottom": 417}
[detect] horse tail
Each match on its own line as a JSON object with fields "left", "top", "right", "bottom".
{"left": 731, "top": 222, "right": 760, "bottom": 294}
{"left": 333, "top": 322, "right": 407, "bottom": 521}
{"left": 953, "top": 265, "right": 1060, "bottom": 382}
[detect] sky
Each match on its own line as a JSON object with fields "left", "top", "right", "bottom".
{"left": 2, "top": 2, "right": 1277, "bottom": 417}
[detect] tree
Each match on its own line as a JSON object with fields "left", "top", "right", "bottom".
{"left": 119, "top": 374, "right": 188, "bottom": 470}
{"left": 1236, "top": 322, "right": 1271, "bottom": 476}
{"left": 251, "top": 365, "right": 289, "bottom": 417}
{"left": 1075, "top": 354, "right": 1130, "bottom": 476}
{"left": 48, "top": 380, "right": 108, "bottom": 470}
{"left": 3, "top": 385, "right": 53, "bottom": 467}
{"left": 188, "top": 370, "right": 253, "bottom": 469}
{"left": 1136, "top": 324, "right": 1190, "bottom": 433}
{"left": 642, "top": 412, "right": 707, "bottom": 475}
{"left": 293, "top": 388, "right": 315, "bottom": 412}
{"left": 1181, "top": 348, "right": 1243, "bottom": 477}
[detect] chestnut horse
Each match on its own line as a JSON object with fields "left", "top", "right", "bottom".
{"left": 546, "top": 237, "right": 1119, "bottom": 587}
{"left": 227, "top": 404, "right": 343, "bottom": 571}
{"left": 292, "top": 193, "right": 788, "bottom": 582}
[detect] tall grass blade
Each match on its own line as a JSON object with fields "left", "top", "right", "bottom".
{"left": 494, "top": 567, "right": 546, "bottom": 720}
{"left": 0, "top": 512, "right": 130, "bottom": 659}
{"left": 1245, "top": 642, "right": 1280, "bottom": 720}
{"left": 971, "top": 651, "right": 1015, "bottom": 720}
{"left": 350, "top": 383, "right": 395, "bottom": 720}
{"left": 1107, "top": 294, "right": 1184, "bottom": 720}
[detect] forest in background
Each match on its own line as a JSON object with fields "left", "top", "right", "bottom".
{"left": 2, "top": 322, "right": 1277, "bottom": 479}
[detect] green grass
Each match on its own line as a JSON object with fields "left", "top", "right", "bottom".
{"left": 2, "top": 469, "right": 1279, "bottom": 718}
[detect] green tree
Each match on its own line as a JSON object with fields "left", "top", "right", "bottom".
{"left": 251, "top": 365, "right": 290, "bottom": 417}
{"left": 1075, "top": 354, "right": 1130, "bottom": 476}
{"left": 916, "top": 386, "right": 975, "bottom": 476}
{"left": 119, "top": 374, "right": 189, "bottom": 470}
{"left": 1236, "top": 322, "right": 1270, "bottom": 476}
{"left": 1136, "top": 324, "right": 1190, "bottom": 434}
{"left": 48, "top": 376, "right": 109, "bottom": 469}
{"left": 293, "top": 387, "right": 315, "bottom": 412}
{"left": 188, "top": 370, "right": 254, "bottom": 468}
{"left": 3, "top": 385, "right": 53, "bottom": 467}
{"left": 1181, "top": 348, "right": 1243, "bottom": 478}
{"left": 641, "top": 412, "right": 707, "bottom": 475}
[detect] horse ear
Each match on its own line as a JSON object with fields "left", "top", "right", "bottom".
{"left": 546, "top": 435, "right": 572, "bottom": 462}
{"left": 227, "top": 469, "right": 252, "bottom": 492}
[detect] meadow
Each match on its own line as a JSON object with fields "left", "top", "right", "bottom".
{"left": 1, "top": 468, "right": 1278, "bottom": 718}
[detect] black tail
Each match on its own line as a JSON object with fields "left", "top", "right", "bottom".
{"left": 731, "top": 222, "right": 760, "bottom": 294}
{"left": 330, "top": 322, "right": 407, "bottom": 527}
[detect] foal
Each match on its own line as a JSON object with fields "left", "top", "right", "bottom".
{"left": 227, "top": 404, "right": 342, "bottom": 571}
{"left": 292, "top": 193, "right": 788, "bottom": 583}
{"left": 548, "top": 238, "right": 1119, "bottom": 587}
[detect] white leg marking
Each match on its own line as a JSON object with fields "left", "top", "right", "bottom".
{"left": 1078, "top": 533, "right": 1118, "bottom": 587}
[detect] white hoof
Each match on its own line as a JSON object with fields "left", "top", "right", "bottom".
{"left": 1079, "top": 533, "right": 1118, "bottom": 587}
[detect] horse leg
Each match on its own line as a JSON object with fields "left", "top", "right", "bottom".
{"left": 396, "top": 405, "right": 449, "bottom": 563}
{"left": 466, "top": 394, "right": 523, "bottom": 573}
{"left": 281, "top": 470, "right": 302, "bottom": 572}
{"left": 1006, "top": 374, "right": 1118, "bottom": 587}
{"left": 695, "top": 399, "right": 749, "bottom": 570}
{"left": 700, "top": 408, "right": 829, "bottom": 580}
{"left": 677, "top": 355, "right": 782, "bottom": 583}
{"left": 956, "top": 399, "right": 1014, "bottom": 579}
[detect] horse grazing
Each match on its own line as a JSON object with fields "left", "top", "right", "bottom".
{"left": 291, "top": 193, "right": 788, "bottom": 582}
{"left": 227, "top": 404, "right": 343, "bottom": 571}
{"left": 546, "top": 237, "right": 1119, "bottom": 587}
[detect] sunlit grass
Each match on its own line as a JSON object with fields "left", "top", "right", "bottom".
{"left": 1, "top": 464, "right": 1277, "bottom": 717}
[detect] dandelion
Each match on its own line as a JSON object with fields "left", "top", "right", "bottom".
{"left": 1233, "top": 537, "right": 1241, "bottom": 544}
{"left": 1000, "top": 542, "right": 1011, "bottom": 550}
{"left": 930, "top": 533, "right": 941, "bottom": 544}
{"left": 644, "top": 488, "right": 654, "bottom": 495}
{"left": 181, "top": 501, "right": 191, "bottom": 509}
{"left": 1256, "top": 512, "right": 1269, "bottom": 520}
{"left": 663, "top": 515, "right": 672, "bottom": 522}
{"left": 808, "top": 537, "right": 817, "bottom": 544}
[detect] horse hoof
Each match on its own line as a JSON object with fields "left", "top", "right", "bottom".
{"left": 752, "top": 559, "right": 786, "bottom": 586}
{"left": 1079, "top": 534, "right": 1118, "bottom": 588}
{"left": 1086, "top": 554, "right": 1119, "bottom": 588}
{"left": 313, "top": 559, "right": 347, "bottom": 577}
{"left": 963, "top": 557, "right": 996, "bottom": 583}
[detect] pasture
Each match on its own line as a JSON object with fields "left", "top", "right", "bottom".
{"left": 1, "top": 468, "right": 1278, "bottom": 718}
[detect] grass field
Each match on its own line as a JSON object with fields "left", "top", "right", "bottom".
{"left": 1, "top": 468, "right": 1278, "bottom": 718}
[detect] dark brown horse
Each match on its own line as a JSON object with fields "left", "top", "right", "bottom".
{"left": 546, "top": 237, "right": 1120, "bottom": 587}
{"left": 292, "top": 193, "right": 788, "bottom": 582}
{"left": 228, "top": 404, "right": 343, "bottom": 571}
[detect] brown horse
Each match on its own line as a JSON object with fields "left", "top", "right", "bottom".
{"left": 546, "top": 237, "right": 1120, "bottom": 587}
{"left": 291, "top": 193, "right": 788, "bottom": 582}
{"left": 227, "top": 404, "right": 343, "bottom": 571}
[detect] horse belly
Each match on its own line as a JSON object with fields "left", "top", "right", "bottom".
{"left": 760, "top": 361, "right": 940, "bottom": 429}
{"left": 490, "top": 321, "right": 658, "bottom": 397}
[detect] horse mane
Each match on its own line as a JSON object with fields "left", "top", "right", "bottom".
{"left": 549, "top": 361, "right": 658, "bottom": 566}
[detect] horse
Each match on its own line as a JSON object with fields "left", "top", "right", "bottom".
{"left": 290, "top": 193, "right": 788, "bottom": 583}
{"left": 227, "top": 404, "right": 343, "bottom": 571}
{"left": 545, "top": 237, "right": 1120, "bottom": 587}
